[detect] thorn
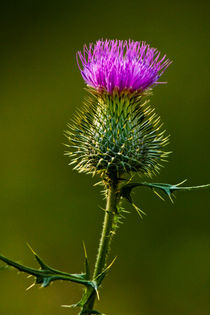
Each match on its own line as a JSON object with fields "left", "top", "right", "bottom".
{"left": 26, "top": 243, "right": 37, "bottom": 256}
{"left": 98, "top": 205, "right": 106, "bottom": 212}
{"left": 153, "top": 189, "right": 165, "bottom": 201}
{"left": 168, "top": 194, "right": 174, "bottom": 204}
{"left": 104, "top": 256, "right": 117, "bottom": 273}
{"left": 135, "top": 207, "right": 143, "bottom": 219}
{"left": 26, "top": 282, "right": 36, "bottom": 291}
{"left": 176, "top": 179, "right": 187, "bottom": 186}
{"left": 98, "top": 205, "right": 114, "bottom": 214}
{"left": 127, "top": 175, "right": 135, "bottom": 184}
{"left": 96, "top": 288, "right": 100, "bottom": 300}
{"left": 61, "top": 305, "right": 75, "bottom": 308}
{"left": 82, "top": 241, "right": 87, "bottom": 259}
{"left": 132, "top": 203, "right": 146, "bottom": 219}
{"left": 93, "top": 181, "right": 103, "bottom": 186}
{"left": 121, "top": 209, "right": 130, "bottom": 214}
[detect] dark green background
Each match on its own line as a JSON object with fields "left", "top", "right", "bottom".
{"left": 0, "top": 1, "right": 209, "bottom": 314}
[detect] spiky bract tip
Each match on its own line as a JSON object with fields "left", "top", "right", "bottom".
{"left": 65, "top": 88, "right": 169, "bottom": 179}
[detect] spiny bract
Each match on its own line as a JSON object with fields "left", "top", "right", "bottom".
{"left": 65, "top": 89, "right": 169, "bottom": 177}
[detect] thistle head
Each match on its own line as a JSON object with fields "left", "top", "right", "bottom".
{"left": 66, "top": 39, "right": 171, "bottom": 180}
{"left": 76, "top": 40, "right": 171, "bottom": 94}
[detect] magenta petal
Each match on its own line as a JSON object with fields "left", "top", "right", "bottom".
{"left": 77, "top": 40, "right": 172, "bottom": 94}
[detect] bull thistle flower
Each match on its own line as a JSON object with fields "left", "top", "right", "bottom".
{"left": 0, "top": 39, "right": 209, "bottom": 315}
{"left": 66, "top": 40, "right": 172, "bottom": 179}
{"left": 66, "top": 39, "right": 173, "bottom": 312}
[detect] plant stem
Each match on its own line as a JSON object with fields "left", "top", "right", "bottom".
{"left": 80, "top": 177, "right": 119, "bottom": 314}
{"left": 93, "top": 183, "right": 118, "bottom": 278}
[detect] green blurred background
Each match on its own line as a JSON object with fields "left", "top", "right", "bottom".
{"left": 0, "top": 1, "right": 209, "bottom": 314}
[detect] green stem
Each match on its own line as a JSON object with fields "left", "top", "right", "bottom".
{"left": 80, "top": 178, "right": 119, "bottom": 314}
{"left": 93, "top": 183, "right": 118, "bottom": 277}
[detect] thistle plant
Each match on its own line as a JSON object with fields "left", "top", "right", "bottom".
{"left": 0, "top": 39, "right": 209, "bottom": 315}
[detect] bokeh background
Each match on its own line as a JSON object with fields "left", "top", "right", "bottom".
{"left": 0, "top": 1, "right": 209, "bottom": 314}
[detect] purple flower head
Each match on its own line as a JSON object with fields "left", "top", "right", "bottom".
{"left": 77, "top": 39, "right": 171, "bottom": 94}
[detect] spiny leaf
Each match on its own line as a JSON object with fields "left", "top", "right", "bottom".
{"left": 140, "top": 180, "right": 210, "bottom": 202}
{"left": 120, "top": 180, "right": 210, "bottom": 203}
{"left": 0, "top": 251, "right": 93, "bottom": 289}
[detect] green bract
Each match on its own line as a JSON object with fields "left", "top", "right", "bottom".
{"left": 65, "top": 89, "right": 169, "bottom": 178}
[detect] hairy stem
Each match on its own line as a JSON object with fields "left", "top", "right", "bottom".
{"left": 93, "top": 183, "right": 118, "bottom": 277}
{"left": 80, "top": 177, "right": 119, "bottom": 314}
